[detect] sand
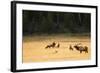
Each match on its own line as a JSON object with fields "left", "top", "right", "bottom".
{"left": 22, "top": 35, "right": 91, "bottom": 63}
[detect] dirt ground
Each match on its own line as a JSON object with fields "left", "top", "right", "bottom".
{"left": 22, "top": 35, "right": 91, "bottom": 63}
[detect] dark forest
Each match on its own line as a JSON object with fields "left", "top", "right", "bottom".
{"left": 23, "top": 10, "right": 91, "bottom": 35}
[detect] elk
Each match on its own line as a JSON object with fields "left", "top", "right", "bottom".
{"left": 69, "top": 45, "right": 73, "bottom": 50}
{"left": 45, "top": 42, "right": 56, "bottom": 49}
{"left": 74, "top": 45, "right": 88, "bottom": 53}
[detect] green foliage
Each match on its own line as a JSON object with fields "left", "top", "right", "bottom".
{"left": 23, "top": 10, "right": 91, "bottom": 35}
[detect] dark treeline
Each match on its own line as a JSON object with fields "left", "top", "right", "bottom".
{"left": 23, "top": 10, "right": 91, "bottom": 35}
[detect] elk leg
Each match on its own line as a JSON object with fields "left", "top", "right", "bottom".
{"left": 85, "top": 50, "right": 88, "bottom": 53}
{"left": 80, "top": 51, "right": 82, "bottom": 53}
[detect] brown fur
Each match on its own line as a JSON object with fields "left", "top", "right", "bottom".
{"left": 74, "top": 45, "right": 88, "bottom": 53}
{"left": 45, "top": 42, "right": 56, "bottom": 49}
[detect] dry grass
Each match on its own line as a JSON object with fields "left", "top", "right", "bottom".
{"left": 23, "top": 34, "right": 91, "bottom": 63}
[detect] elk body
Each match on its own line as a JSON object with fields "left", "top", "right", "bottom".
{"left": 74, "top": 45, "right": 88, "bottom": 53}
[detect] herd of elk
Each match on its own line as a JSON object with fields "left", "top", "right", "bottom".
{"left": 45, "top": 42, "right": 60, "bottom": 49}
{"left": 69, "top": 44, "right": 88, "bottom": 53}
{"left": 45, "top": 42, "right": 88, "bottom": 54}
